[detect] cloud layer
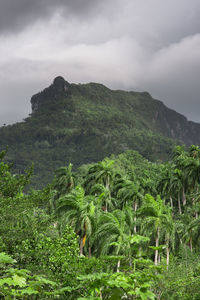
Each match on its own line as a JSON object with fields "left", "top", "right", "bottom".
{"left": 0, "top": 0, "right": 200, "bottom": 124}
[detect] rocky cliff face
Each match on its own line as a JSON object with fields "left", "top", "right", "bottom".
{"left": 151, "top": 100, "right": 200, "bottom": 146}
{"left": 31, "top": 76, "right": 70, "bottom": 113}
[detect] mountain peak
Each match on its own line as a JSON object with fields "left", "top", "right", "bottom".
{"left": 31, "top": 76, "right": 70, "bottom": 113}
{"left": 53, "top": 76, "right": 65, "bottom": 84}
{"left": 53, "top": 76, "right": 69, "bottom": 89}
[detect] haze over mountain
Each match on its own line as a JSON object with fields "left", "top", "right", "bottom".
{"left": 0, "top": 76, "right": 200, "bottom": 187}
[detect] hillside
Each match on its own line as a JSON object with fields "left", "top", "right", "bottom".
{"left": 0, "top": 76, "right": 200, "bottom": 187}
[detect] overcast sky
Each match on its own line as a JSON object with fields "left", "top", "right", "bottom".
{"left": 0, "top": 0, "right": 200, "bottom": 125}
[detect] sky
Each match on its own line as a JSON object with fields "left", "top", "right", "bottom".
{"left": 0, "top": 0, "right": 200, "bottom": 125}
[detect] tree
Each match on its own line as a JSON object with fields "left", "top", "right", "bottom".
{"left": 157, "top": 163, "right": 174, "bottom": 208}
{"left": 56, "top": 186, "right": 96, "bottom": 256}
{"left": 95, "top": 208, "right": 134, "bottom": 271}
{"left": 116, "top": 178, "right": 141, "bottom": 232}
{"left": 90, "top": 183, "right": 114, "bottom": 212}
{"left": 84, "top": 159, "right": 115, "bottom": 212}
{"left": 140, "top": 194, "right": 173, "bottom": 266}
{"left": 51, "top": 164, "right": 75, "bottom": 211}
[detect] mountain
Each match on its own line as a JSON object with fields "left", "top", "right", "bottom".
{"left": 0, "top": 76, "right": 200, "bottom": 187}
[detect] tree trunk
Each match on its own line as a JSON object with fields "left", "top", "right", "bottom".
{"left": 105, "top": 202, "right": 108, "bottom": 213}
{"left": 166, "top": 241, "right": 170, "bottom": 270}
{"left": 182, "top": 188, "right": 186, "bottom": 206}
{"left": 105, "top": 176, "right": 110, "bottom": 213}
{"left": 133, "top": 202, "right": 137, "bottom": 233}
{"left": 178, "top": 194, "right": 182, "bottom": 215}
{"left": 189, "top": 237, "right": 193, "bottom": 252}
{"left": 155, "top": 227, "right": 160, "bottom": 265}
{"left": 192, "top": 197, "right": 198, "bottom": 219}
{"left": 99, "top": 288, "right": 103, "bottom": 299}
{"left": 170, "top": 196, "right": 173, "bottom": 209}
{"left": 158, "top": 254, "right": 161, "bottom": 264}
{"left": 117, "top": 259, "right": 121, "bottom": 272}
{"left": 88, "top": 246, "right": 92, "bottom": 258}
{"left": 80, "top": 237, "right": 83, "bottom": 256}
{"left": 106, "top": 176, "right": 111, "bottom": 198}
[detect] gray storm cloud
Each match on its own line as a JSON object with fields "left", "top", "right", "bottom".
{"left": 0, "top": 0, "right": 99, "bottom": 33}
{"left": 0, "top": 0, "right": 200, "bottom": 125}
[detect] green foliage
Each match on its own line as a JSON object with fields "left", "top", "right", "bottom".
{"left": 76, "top": 263, "right": 157, "bottom": 300}
{"left": 0, "top": 252, "right": 57, "bottom": 298}
{"left": 17, "top": 225, "right": 79, "bottom": 274}
{"left": 2, "top": 143, "right": 200, "bottom": 298}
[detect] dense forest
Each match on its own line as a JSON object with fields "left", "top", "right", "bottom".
{"left": 1, "top": 145, "right": 200, "bottom": 299}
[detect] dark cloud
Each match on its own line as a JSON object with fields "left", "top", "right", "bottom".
{"left": 0, "top": 0, "right": 98, "bottom": 34}
{"left": 0, "top": 0, "right": 200, "bottom": 124}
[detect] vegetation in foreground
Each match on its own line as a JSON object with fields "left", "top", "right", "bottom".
{"left": 1, "top": 146, "right": 200, "bottom": 299}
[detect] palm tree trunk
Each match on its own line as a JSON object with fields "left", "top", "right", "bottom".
{"left": 99, "top": 288, "right": 103, "bottom": 299}
{"left": 117, "top": 259, "right": 121, "bottom": 272}
{"left": 178, "top": 193, "right": 182, "bottom": 215}
{"left": 105, "top": 176, "right": 110, "bottom": 213}
{"left": 155, "top": 227, "right": 160, "bottom": 265}
{"left": 166, "top": 238, "right": 170, "bottom": 270}
{"left": 158, "top": 254, "right": 161, "bottom": 264}
{"left": 170, "top": 196, "right": 173, "bottom": 209}
{"left": 106, "top": 176, "right": 111, "bottom": 198}
{"left": 182, "top": 188, "right": 186, "bottom": 206}
{"left": 80, "top": 237, "right": 83, "bottom": 256}
{"left": 88, "top": 246, "right": 92, "bottom": 258}
{"left": 134, "top": 202, "right": 137, "bottom": 233}
{"left": 189, "top": 237, "right": 193, "bottom": 252}
{"left": 105, "top": 202, "right": 108, "bottom": 213}
{"left": 166, "top": 247, "right": 170, "bottom": 270}
{"left": 192, "top": 197, "right": 199, "bottom": 219}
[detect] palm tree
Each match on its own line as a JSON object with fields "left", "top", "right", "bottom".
{"left": 169, "top": 168, "right": 185, "bottom": 215}
{"left": 84, "top": 159, "right": 115, "bottom": 212}
{"left": 54, "top": 164, "right": 74, "bottom": 191}
{"left": 178, "top": 212, "right": 200, "bottom": 253}
{"left": 51, "top": 164, "right": 75, "bottom": 211}
{"left": 157, "top": 163, "right": 174, "bottom": 208}
{"left": 56, "top": 186, "right": 96, "bottom": 256}
{"left": 172, "top": 146, "right": 190, "bottom": 207}
{"left": 183, "top": 146, "right": 200, "bottom": 218}
{"left": 188, "top": 145, "right": 200, "bottom": 159}
{"left": 90, "top": 183, "right": 114, "bottom": 212}
{"left": 140, "top": 194, "right": 173, "bottom": 266}
{"left": 95, "top": 208, "right": 134, "bottom": 271}
{"left": 116, "top": 178, "right": 141, "bottom": 232}
{"left": 185, "top": 152, "right": 200, "bottom": 193}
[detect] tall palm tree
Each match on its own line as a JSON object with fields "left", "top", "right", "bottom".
{"left": 84, "top": 159, "right": 115, "bottom": 212}
{"left": 157, "top": 163, "right": 174, "bottom": 208}
{"left": 172, "top": 146, "right": 190, "bottom": 207}
{"left": 90, "top": 183, "right": 114, "bottom": 212}
{"left": 169, "top": 168, "right": 185, "bottom": 215}
{"left": 116, "top": 179, "right": 141, "bottom": 232}
{"left": 51, "top": 164, "right": 75, "bottom": 211}
{"left": 95, "top": 208, "right": 134, "bottom": 271}
{"left": 140, "top": 194, "right": 173, "bottom": 266}
{"left": 185, "top": 153, "right": 200, "bottom": 193}
{"left": 178, "top": 212, "right": 200, "bottom": 253}
{"left": 56, "top": 185, "right": 96, "bottom": 256}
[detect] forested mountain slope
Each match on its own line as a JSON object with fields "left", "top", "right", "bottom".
{"left": 0, "top": 76, "right": 200, "bottom": 187}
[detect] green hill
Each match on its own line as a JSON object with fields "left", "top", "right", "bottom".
{"left": 0, "top": 76, "right": 200, "bottom": 187}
